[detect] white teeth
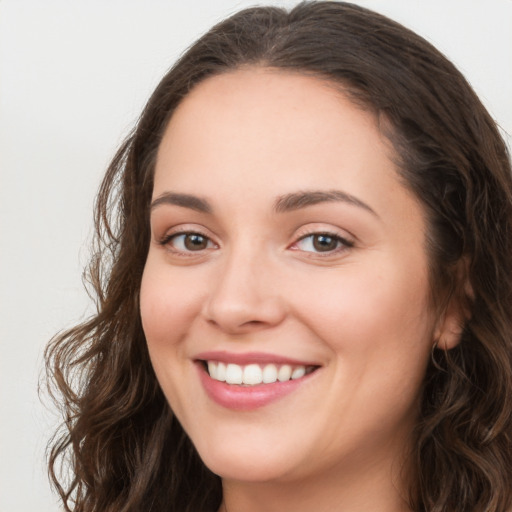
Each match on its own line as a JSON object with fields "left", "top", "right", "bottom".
{"left": 206, "top": 361, "right": 310, "bottom": 385}
{"left": 217, "top": 362, "right": 227, "bottom": 381}
{"left": 225, "top": 363, "right": 243, "bottom": 384}
{"left": 243, "top": 364, "right": 263, "bottom": 385}
{"left": 207, "top": 361, "right": 217, "bottom": 380}
{"left": 277, "top": 364, "right": 292, "bottom": 382}
{"left": 262, "top": 364, "right": 278, "bottom": 383}
{"left": 291, "top": 366, "right": 306, "bottom": 379}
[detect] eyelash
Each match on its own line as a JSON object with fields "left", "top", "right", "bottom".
{"left": 159, "top": 230, "right": 217, "bottom": 255}
{"left": 292, "top": 231, "right": 354, "bottom": 255}
{"left": 159, "top": 228, "right": 354, "bottom": 257}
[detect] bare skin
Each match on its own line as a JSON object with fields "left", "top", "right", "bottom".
{"left": 141, "top": 68, "right": 462, "bottom": 512}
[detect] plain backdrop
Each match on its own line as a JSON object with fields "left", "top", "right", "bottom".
{"left": 0, "top": 1, "right": 510, "bottom": 510}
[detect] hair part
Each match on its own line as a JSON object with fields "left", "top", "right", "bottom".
{"left": 46, "top": 2, "right": 512, "bottom": 511}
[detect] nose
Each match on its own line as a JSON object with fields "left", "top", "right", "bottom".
{"left": 202, "top": 249, "right": 287, "bottom": 335}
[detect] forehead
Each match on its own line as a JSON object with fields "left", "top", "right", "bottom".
{"left": 158, "top": 68, "right": 379, "bottom": 150}
{"left": 152, "top": 67, "right": 426, "bottom": 254}
{"left": 154, "top": 68, "right": 398, "bottom": 193}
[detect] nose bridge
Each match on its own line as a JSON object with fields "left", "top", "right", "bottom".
{"left": 203, "top": 237, "right": 285, "bottom": 332}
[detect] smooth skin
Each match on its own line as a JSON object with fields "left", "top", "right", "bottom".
{"left": 140, "top": 68, "right": 462, "bottom": 512}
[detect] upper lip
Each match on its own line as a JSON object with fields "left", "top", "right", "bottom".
{"left": 194, "top": 350, "right": 321, "bottom": 367}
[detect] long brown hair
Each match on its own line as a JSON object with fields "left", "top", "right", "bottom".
{"left": 45, "top": 2, "right": 512, "bottom": 511}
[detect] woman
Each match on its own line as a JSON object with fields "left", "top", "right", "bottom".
{"left": 45, "top": 2, "right": 512, "bottom": 511}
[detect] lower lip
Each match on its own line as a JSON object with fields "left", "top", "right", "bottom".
{"left": 197, "top": 364, "right": 313, "bottom": 411}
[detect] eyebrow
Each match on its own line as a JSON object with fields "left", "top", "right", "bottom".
{"left": 273, "top": 190, "right": 378, "bottom": 217}
{"left": 150, "top": 192, "right": 212, "bottom": 213}
{"left": 150, "top": 189, "right": 377, "bottom": 217}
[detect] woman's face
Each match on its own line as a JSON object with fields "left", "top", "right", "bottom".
{"left": 140, "top": 68, "right": 451, "bottom": 483}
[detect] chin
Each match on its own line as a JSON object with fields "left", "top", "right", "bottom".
{"left": 193, "top": 437, "right": 303, "bottom": 482}
{"left": 204, "top": 456, "right": 288, "bottom": 483}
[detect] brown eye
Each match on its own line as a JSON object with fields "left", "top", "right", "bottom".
{"left": 312, "top": 234, "right": 339, "bottom": 252}
{"left": 294, "top": 232, "right": 352, "bottom": 254}
{"left": 163, "top": 232, "right": 214, "bottom": 252}
{"left": 184, "top": 233, "right": 209, "bottom": 250}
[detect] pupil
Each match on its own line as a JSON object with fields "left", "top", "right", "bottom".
{"left": 185, "top": 234, "right": 207, "bottom": 250}
{"left": 313, "top": 234, "right": 337, "bottom": 252}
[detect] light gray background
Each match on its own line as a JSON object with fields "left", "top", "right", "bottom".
{"left": 1, "top": 1, "right": 510, "bottom": 510}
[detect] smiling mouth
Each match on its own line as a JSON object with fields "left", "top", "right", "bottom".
{"left": 201, "top": 361, "right": 319, "bottom": 386}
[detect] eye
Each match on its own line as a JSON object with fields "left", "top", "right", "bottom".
{"left": 162, "top": 232, "right": 216, "bottom": 252}
{"left": 294, "top": 233, "right": 352, "bottom": 253}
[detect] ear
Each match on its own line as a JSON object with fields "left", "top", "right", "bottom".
{"left": 433, "top": 259, "right": 473, "bottom": 350}
{"left": 434, "top": 302, "right": 465, "bottom": 350}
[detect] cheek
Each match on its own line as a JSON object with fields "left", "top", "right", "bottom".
{"left": 139, "top": 259, "right": 207, "bottom": 411}
{"left": 140, "top": 259, "right": 202, "bottom": 344}
{"left": 292, "top": 258, "right": 434, "bottom": 366}
{"left": 308, "top": 264, "right": 434, "bottom": 425}
{"left": 139, "top": 259, "right": 209, "bottom": 393}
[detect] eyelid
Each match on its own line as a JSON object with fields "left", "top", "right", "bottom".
{"left": 157, "top": 225, "right": 219, "bottom": 255}
{"left": 289, "top": 227, "right": 355, "bottom": 255}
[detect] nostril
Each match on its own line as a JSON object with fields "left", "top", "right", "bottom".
{"left": 206, "top": 316, "right": 273, "bottom": 334}
{"left": 244, "top": 320, "right": 266, "bottom": 326}
{"left": 202, "top": 286, "right": 287, "bottom": 334}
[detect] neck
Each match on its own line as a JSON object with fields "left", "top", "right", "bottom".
{"left": 219, "top": 452, "right": 413, "bottom": 512}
